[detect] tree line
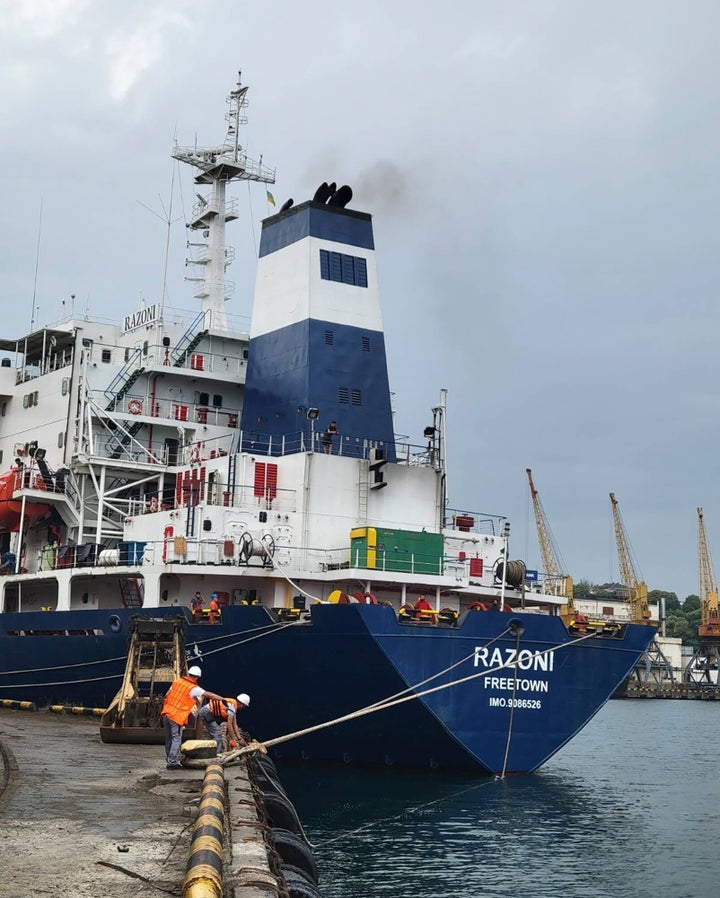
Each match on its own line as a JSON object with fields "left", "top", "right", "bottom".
{"left": 573, "top": 580, "right": 701, "bottom": 649}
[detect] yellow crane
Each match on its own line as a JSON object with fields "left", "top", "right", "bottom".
{"left": 686, "top": 507, "right": 720, "bottom": 685}
{"left": 609, "top": 492, "right": 651, "bottom": 623}
{"left": 526, "top": 468, "right": 574, "bottom": 619}
{"left": 697, "top": 507, "right": 720, "bottom": 639}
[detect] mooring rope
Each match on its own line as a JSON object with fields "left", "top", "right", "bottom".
{"left": 497, "top": 626, "right": 523, "bottom": 780}
{"left": 0, "top": 619, "right": 297, "bottom": 681}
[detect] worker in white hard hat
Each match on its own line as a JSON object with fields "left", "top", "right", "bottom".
{"left": 198, "top": 691, "right": 251, "bottom": 752}
{"left": 160, "top": 666, "right": 225, "bottom": 769}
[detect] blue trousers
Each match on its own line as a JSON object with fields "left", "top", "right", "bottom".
{"left": 163, "top": 715, "right": 184, "bottom": 765}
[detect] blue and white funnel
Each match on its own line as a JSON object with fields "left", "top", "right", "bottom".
{"left": 240, "top": 200, "right": 395, "bottom": 458}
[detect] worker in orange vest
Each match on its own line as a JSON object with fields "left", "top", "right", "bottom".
{"left": 197, "top": 692, "right": 251, "bottom": 753}
{"left": 208, "top": 593, "right": 220, "bottom": 624}
{"left": 574, "top": 609, "right": 588, "bottom": 635}
{"left": 161, "top": 666, "right": 225, "bottom": 769}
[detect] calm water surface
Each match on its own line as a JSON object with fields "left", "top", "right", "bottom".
{"left": 278, "top": 701, "right": 718, "bottom": 898}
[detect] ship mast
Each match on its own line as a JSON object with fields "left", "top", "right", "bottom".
{"left": 172, "top": 72, "right": 275, "bottom": 331}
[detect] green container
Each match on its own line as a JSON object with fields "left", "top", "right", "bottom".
{"left": 350, "top": 527, "right": 443, "bottom": 574}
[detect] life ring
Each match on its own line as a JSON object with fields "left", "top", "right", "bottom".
{"left": 128, "top": 399, "right": 142, "bottom": 415}
{"left": 469, "top": 601, "right": 488, "bottom": 611}
{"left": 190, "top": 446, "right": 201, "bottom": 464}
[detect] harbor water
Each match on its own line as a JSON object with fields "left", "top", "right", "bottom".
{"left": 279, "top": 700, "right": 716, "bottom": 898}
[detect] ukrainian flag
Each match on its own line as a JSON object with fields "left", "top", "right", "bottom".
{"left": 266, "top": 190, "right": 276, "bottom": 206}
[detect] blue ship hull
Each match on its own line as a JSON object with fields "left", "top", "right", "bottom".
{"left": 0, "top": 605, "right": 655, "bottom": 774}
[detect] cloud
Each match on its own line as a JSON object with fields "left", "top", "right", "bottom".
{"left": 0, "top": 1, "right": 193, "bottom": 105}
{"left": 105, "top": 6, "right": 192, "bottom": 102}
{"left": 0, "top": 0, "right": 89, "bottom": 39}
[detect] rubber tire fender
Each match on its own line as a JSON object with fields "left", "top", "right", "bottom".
{"left": 261, "top": 790, "right": 302, "bottom": 834}
{"left": 252, "top": 753, "right": 279, "bottom": 779}
{"left": 271, "top": 828, "right": 319, "bottom": 883}
{"left": 254, "top": 767, "right": 290, "bottom": 798}
{"left": 279, "top": 864, "right": 322, "bottom": 898}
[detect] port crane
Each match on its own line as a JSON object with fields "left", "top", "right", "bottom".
{"left": 609, "top": 493, "right": 674, "bottom": 692}
{"left": 609, "top": 492, "right": 651, "bottom": 623}
{"left": 685, "top": 507, "right": 720, "bottom": 685}
{"left": 526, "top": 469, "right": 574, "bottom": 619}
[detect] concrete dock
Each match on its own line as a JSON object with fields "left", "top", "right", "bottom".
{"left": 0, "top": 709, "right": 282, "bottom": 898}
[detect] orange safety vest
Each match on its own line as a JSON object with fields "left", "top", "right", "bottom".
{"left": 161, "top": 676, "right": 201, "bottom": 726}
{"left": 209, "top": 697, "right": 237, "bottom": 720}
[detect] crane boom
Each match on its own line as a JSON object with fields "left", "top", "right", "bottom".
{"left": 526, "top": 469, "right": 574, "bottom": 615}
{"left": 609, "top": 492, "right": 651, "bottom": 623}
{"left": 697, "top": 507, "right": 720, "bottom": 637}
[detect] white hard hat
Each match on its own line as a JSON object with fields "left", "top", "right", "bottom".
{"left": 188, "top": 665, "right": 202, "bottom": 677}
{"left": 236, "top": 693, "right": 250, "bottom": 706}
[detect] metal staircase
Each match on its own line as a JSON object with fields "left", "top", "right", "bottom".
{"left": 171, "top": 311, "right": 210, "bottom": 368}
{"left": 105, "top": 420, "right": 145, "bottom": 460}
{"left": 104, "top": 348, "right": 145, "bottom": 411}
{"left": 119, "top": 577, "right": 144, "bottom": 608}
{"left": 357, "top": 464, "right": 369, "bottom": 524}
{"left": 227, "top": 453, "right": 237, "bottom": 506}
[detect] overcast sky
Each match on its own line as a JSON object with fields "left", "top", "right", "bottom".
{"left": 2, "top": 0, "right": 719, "bottom": 600}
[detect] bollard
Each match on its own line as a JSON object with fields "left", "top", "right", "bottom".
{"left": 0, "top": 699, "right": 37, "bottom": 712}
{"left": 183, "top": 761, "right": 226, "bottom": 898}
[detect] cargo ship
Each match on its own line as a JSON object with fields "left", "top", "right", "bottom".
{"left": 0, "top": 74, "right": 656, "bottom": 774}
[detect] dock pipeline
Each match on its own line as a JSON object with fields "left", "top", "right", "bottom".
{"left": 49, "top": 704, "right": 106, "bottom": 716}
{"left": 181, "top": 742, "right": 324, "bottom": 897}
{"left": 0, "top": 699, "right": 37, "bottom": 712}
{"left": 183, "top": 761, "right": 226, "bottom": 898}
{"left": 2, "top": 701, "right": 105, "bottom": 716}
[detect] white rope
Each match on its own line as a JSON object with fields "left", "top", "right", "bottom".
{"left": 0, "top": 672, "right": 123, "bottom": 691}
{"left": 261, "top": 550, "right": 326, "bottom": 605}
{"left": 498, "top": 628, "right": 523, "bottom": 780}
{"left": 195, "top": 620, "right": 303, "bottom": 658}
{"left": 0, "top": 613, "right": 305, "bottom": 680}
{"left": 1, "top": 655, "right": 129, "bottom": 676}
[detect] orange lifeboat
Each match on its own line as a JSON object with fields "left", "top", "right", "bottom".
{"left": 0, "top": 467, "right": 51, "bottom": 533}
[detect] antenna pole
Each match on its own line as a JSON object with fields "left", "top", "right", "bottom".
{"left": 160, "top": 160, "right": 177, "bottom": 320}
{"left": 30, "top": 198, "right": 43, "bottom": 331}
